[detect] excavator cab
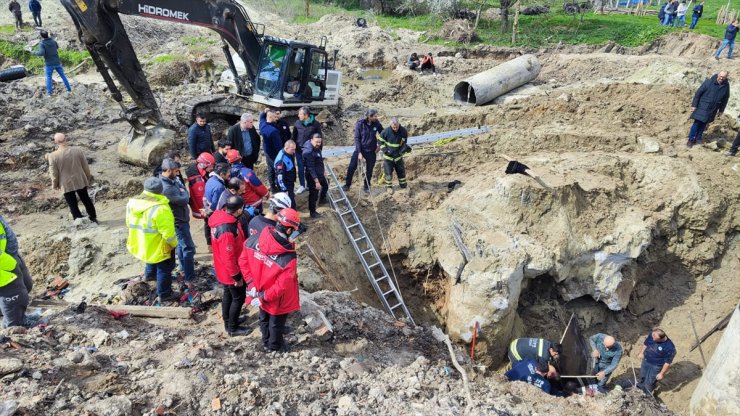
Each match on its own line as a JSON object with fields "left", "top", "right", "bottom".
{"left": 242, "top": 38, "right": 337, "bottom": 108}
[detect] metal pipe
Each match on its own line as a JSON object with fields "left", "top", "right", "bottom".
{"left": 453, "top": 54, "right": 541, "bottom": 106}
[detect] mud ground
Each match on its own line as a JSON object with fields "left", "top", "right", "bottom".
{"left": 1, "top": 2, "right": 739, "bottom": 415}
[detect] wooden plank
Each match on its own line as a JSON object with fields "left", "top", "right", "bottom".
{"left": 31, "top": 299, "right": 192, "bottom": 319}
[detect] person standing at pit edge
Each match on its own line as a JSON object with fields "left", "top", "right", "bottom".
{"left": 240, "top": 208, "right": 304, "bottom": 352}
{"left": 379, "top": 117, "right": 410, "bottom": 191}
{"left": 31, "top": 30, "right": 72, "bottom": 96}
{"left": 125, "top": 177, "right": 179, "bottom": 303}
{"left": 47, "top": 133, "right": 97, "bottom": 223}
{"left": 715, "top": 19, "right": 739, "bottom": 60}
{"left": 690, "top": 1, "right": 704, "bottom": 30}
{"left": 636, "top": 328, "right": 676, "bottom": 396}
{"left": 8, "top": 0, "right": 22, "bottom": 31}
{"left": 344, "top": 109, "right": 383, "bottom": 193}
{"left": 160, "top": 158, "right": 195, "bottom": 286}
{"left": 687, "top": 71, "right": 730, "bottom": 148}
{"left": 28, "top": 0, "right": 42, "bottom": 27}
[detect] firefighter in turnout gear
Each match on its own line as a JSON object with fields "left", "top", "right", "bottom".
{"left": 378, "top": 117, "right": 410, "bottom": 190}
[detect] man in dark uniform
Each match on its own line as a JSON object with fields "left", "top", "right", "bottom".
{"left": 379, "top": 117, "right": 410, "bottom": 191}
{"left": 508, "top": 337, "right": 563, "bottom": 368}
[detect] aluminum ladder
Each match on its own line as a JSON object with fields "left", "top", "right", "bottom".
{"left": 324, "top": 162, "right": 415, "bottom": 325}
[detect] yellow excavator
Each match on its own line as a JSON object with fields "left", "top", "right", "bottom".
{"left": 60, "top": 0, "right": 342, "bottom": 166}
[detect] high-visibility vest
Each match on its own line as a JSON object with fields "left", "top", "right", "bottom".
{"left": 0, "top": 221, "right": 18, "bottom": 288}
{"left": 125, "top": 191, "right": 178, "bottom": 264}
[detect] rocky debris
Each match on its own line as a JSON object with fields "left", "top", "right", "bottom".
{"left": 439, "top": 19, "right": 480, "bottom": 44}
{"left": 0, "top": 358, "right": 23, "bottom": 376}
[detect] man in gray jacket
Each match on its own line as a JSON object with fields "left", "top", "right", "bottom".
{"left": 160, "top": 158, "right": 195, "bottom": 284}
{"left": 589, "top": 333, "right": 623, "bottom": 391}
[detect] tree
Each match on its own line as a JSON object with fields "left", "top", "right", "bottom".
{"left": 500, "top": 0, "right": 511, "bottom": 32}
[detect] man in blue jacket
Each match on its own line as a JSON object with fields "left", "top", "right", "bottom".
{"left": 187, "top": 112, "right": 214, "bottom": 159}
{"left": 505, "top": 359, "right": 562, "bottom": 396}
{"left": 259, "top": 109, "right": 283, "bottom": 193}
{"left": 28, "top": 0, "right": 41, "bottom": 27}
{"left": 637, "top": 328, "right": 676, "bottom": 396}
{"left": 31, "top": 30, "right": 71, "bottom": 96}
{"left": 715, "top": 19, "right": 739, "bottom": 60}
{"left": 690, "top": 1, "right": 704, "bottom": 29}
{"left": 274, "top": 140, "right": 298, "bottom": 208}
{"left": 344, "top": 109, "right": 383, "bottom": 193}
{"left": 203, "top": 163, "right": 230, "bottom": 250}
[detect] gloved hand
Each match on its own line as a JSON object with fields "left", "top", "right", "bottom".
{"left": 250, "top": 297, "right": 261, "bottom": 308}
{"left": 247, "top": 287, "right": 258, "bottom": 298}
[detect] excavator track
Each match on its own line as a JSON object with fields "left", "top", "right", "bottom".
{"left": 176, "top": 94, "right": 230, "bottom": 126}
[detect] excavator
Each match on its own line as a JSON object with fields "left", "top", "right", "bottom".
{"left": 60, "top": 0, "right": 342, "bottom": 166}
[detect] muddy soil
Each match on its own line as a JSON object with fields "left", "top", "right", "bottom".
{"left": 1, "top": 2, "right": 739, "bottom": 415}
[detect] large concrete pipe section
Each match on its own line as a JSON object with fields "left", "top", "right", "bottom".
{"left": 453, "top": 54, "right": 541, "bottom": 106}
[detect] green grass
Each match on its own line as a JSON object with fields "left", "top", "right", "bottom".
{"left": 281, "top": 0, "right": 731, "bottom": 48}
{"left": 150, "top": 54, "right": 185, "bottom": 64}
{"left": 0, "top": 39, "right": 89, "bottom": 73}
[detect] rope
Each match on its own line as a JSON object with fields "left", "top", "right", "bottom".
{"left": 358, "top": 161, "right": 405, "bottom": 309}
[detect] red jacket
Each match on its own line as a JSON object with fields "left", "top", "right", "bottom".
{"left": 186, "top": 163, "right": 208, "bottom": 219}
{"left": 208, "top": 210, "right": 245, "bottom": 285}
{"left": 238, "top": 227, "right": 300, "bottom": 315}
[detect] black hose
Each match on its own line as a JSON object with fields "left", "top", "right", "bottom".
{"left": 0, "top": 66, "right": 27, "bottom": 82}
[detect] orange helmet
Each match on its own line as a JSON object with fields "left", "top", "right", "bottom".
{"left": 226, "top": 149, "right": 242, "bottom": 164}
{"left": 276, "top": 208, "right": 301, "bottom": 229}
{"left": 196, "top": 152, "right": 215, "bottom": 168}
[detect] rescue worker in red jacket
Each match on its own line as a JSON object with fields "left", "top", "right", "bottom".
{"left": 209, "top": 195, "right": 249, "bottom": 336}
{"left": 185, "top": 152, "right": 215, "bottom": 251}
{"left": 240, "top": 208, "right": 305, "bottom": 352}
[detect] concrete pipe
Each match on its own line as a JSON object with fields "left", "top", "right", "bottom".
{"left": 453, "top": 54, "right": 541, "bottom": 106}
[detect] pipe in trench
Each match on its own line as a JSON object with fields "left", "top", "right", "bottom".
{"left": 453, "top": 54, "right": 541, "bottom": 106}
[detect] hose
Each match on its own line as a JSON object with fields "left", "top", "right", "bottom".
{"left": 0, "top": 66, "right": 27, "bottom": 82}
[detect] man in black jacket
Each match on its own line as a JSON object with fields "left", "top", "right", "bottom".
{"left": 379, "top": 117, "right": 409, "bottom": 191}
{"left": 690, "top": 1, "right": 704, "bottom": 29}
{"left": 302, "top": 133, "right": 328, "bottom": 218}
{"left": 715, "top": 19, "right": 739, "bottom": 60}
{"left": 214, "top": 139, "right": 232, "bottom": 165}
{"left": 292, "top": 106, "right": 322, "bottom": 195}
{"left": 344, "top": 109, "right": 383, "bottom": 193}
{"left": 227, "top": 113, "right": 260, "bottom": 169}
{"left": 688, "top": 71, "right": 730, "bottom": 148}
{"left": 160, "top": 158, "right": 195, "bottom": 284}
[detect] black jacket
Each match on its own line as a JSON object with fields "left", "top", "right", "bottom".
{"left": 302, "top": 140, "right": 325, "bottom": 179}
{"left": 227, "top": 123, "right": 261, "bottom": 169}
{"left": 691, "top": 74, "right": 730, "bottom": 123}
{"left": 276, "top": 119, "right": 292, "bottom": 145}
{"left": 379, "top": 126, "right": 409, "bottom": 160}
{"left": 354, "top": 117, "right": 383, "bottom": 153}
{"left": 692, "top": 4, "right": 703, "bottom": 17}
{"left": 292, "top": 116, "right": 322, "bottom": 148}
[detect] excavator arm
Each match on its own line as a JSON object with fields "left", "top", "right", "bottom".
{"left": 59, "top": 0, "right": 265, "bottom": 166}
{"left": 60, "top": 0, "right": 263, "bottom": 126}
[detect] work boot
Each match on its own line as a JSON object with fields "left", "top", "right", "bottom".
{"left": 362, "top": 187, "right": 370, "bottom": 194}
{"left": 686, "top": 140, "right": 693, "bottom": 149}
{"left": 725, "top": 150, "right": 736, "bottom": 156}
{"left": 227, "top": 327, "right": 251, "bottom": 337}
{"left": 158, "top": 291, "right": 180, "bottom": 303}
{"left": 310, "top": 211, "right": 322, "bottom": 219}
{"left": 341, "top": 184, "right": 350, "bottom": 192}
{"left": 296, "top": 185, "right": 306, "bottom": 194}
{"left": 715, "top": 55, "right": 720, "bottom": 61}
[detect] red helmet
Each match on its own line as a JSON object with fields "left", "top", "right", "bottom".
{"left": 196, "top": 152, "right": 215, "bottom": 168}
{"left": 276, "top": 208, "right": 301, "bottom": 229}
{"left": 226, "top": 149, "right": 242, "bottom": 164}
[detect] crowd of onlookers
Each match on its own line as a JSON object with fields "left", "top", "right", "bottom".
{"left": 658, "top": 0, "right": 704, "bottom": 29}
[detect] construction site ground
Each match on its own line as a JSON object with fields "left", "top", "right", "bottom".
{"left": 1, "top": 3, "right": 739, "bottom": 416}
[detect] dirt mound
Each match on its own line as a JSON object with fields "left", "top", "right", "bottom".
{"left": 148, "top": 59, "right": 191, "bottom": 86}
{"left": 642, "top": 32, "right": 721, "bottom": 58}
{"left": 439, "top": 19, "right": 480, "bottom": 44}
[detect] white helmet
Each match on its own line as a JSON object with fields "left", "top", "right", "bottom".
{"left": 269, "top": 192, "right": 292, "bottom": 212}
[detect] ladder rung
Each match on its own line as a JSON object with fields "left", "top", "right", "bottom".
{"left": 383, "top": 289, "right": 396, "bottom": 297}
{"left": 389, "top": 303, "right": 403, "bottom": 310}
{"left": 333, "top": 197, "right": 347, "bottom": 203}
{"left": 367, "top": 262, "right": 380, "bottom": 269}
{"left": 339, "top": 210, "right": 352, "bottom": 216}
{"left": 360, "top": 248, "right": 374, "bottom": 255}
{"left": 374, "top": 275, "right": 387, "bottom": 283}
{"left": 353, "top": 235, "right": 367, "bottom": 242}
{"left": 348, "top": 223, "right": 360, "bottom": 229}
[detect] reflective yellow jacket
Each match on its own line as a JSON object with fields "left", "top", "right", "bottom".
{"left": 0, "top": 221, "right": 18, "bottom": 288}
{"left": 125, "top": 191, "right": 177, "bottom": 264}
